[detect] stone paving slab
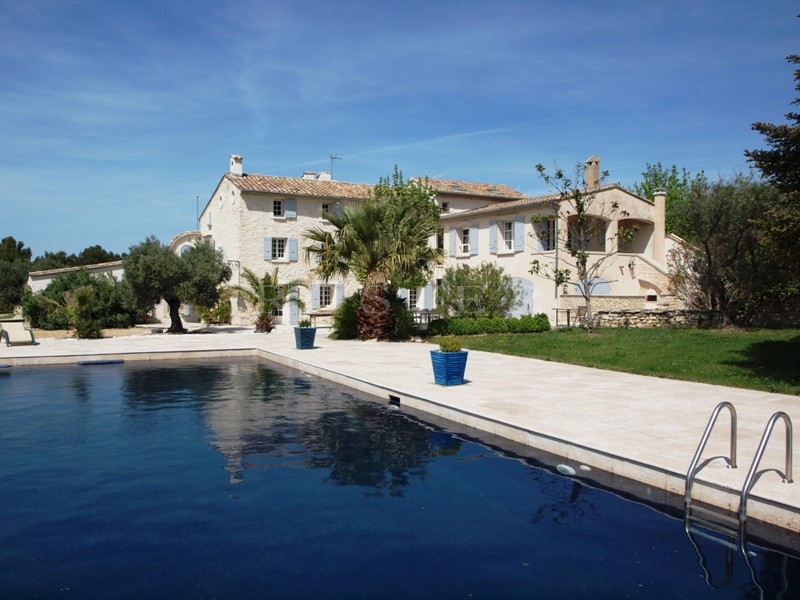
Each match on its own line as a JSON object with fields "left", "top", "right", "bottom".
{"left": 3, "top": 325, "right": 798, "bottom": 539}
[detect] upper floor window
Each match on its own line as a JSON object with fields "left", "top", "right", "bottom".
{"left": 441, "top": 202, "right": 450, "bottom": 213}
{"left": 321, "top": 202, "right": 331, "bottom": 218}
{"left": 543, "top": 219, "right": 557, "bottom": 251}
{"left": 273, "top": 200, "right": 284, "bottom": 217}
{"left": 460, "top": 228, "right": 470, "bottom": 254}
{"left": 502, "top": 221, "right": 514, "bottom": 251}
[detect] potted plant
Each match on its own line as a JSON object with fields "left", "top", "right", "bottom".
{"left": 430, "top": 335, "right": 468, "bottom": 385}
{"left": 294, "top": 318, "right": 317, "bottom": 350}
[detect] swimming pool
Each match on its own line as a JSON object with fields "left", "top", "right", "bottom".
{"left": 1, "top": 358, "right": 797, "bottom": 599}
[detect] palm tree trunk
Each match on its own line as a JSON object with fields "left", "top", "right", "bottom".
{"left": 356, "top": 285, "right": 392, "bottom": 340}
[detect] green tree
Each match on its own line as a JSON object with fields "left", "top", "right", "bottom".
{"left": 0, "top": 236, "right": 32, "bottom": 313}
{"left": 530, "top": 162, "right": 637, "bottom": 333}
{"left": 77, "top": 245, "right": 122, "bottom": 265}
{"left": 22, "top": 270, "right": 138, "bottom": 330}
{"left": 745, "top": 53, "right": 800, "bottom": 282}
{"left": 230, "top": 267, "right": 306, "bottom": 332}
{"left": 29, "top": 250, "right": 78, "bottom": 272}
{"left": 668, "top": 173, "right": 785, "bottom": 324}
{"left": 632, "top": 162, "right": 706, "bottom": 234}
{"left": 437, "top": 263, "right": 520, "bottom": 318}
{"left": 304, "top": 168, "right": 441, "bottom": 340}
{"left": 123, "top": 237, "right": 231, "bottom": 333}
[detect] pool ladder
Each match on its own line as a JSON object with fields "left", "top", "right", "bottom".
{"left": 683, "top": 401, "right": 794, "bottom": 594}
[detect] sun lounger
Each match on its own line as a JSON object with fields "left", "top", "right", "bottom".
{"left": 0, "top": 320, "right": 36, "bottom": 346}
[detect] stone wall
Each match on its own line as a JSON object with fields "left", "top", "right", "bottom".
{"left": 593, "top": 309, "right": 722, "bottom": 329}
{"left": 744, "top": 296, "right": 800, "bottom": 328}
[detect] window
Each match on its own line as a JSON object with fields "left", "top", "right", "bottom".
{"left": 436, "top": 228, "right": 444, "bottom": 251}
{"left": 441, "top": 202, "right": 450, "bottom": 213}
{"left": 460, "top": 228, "right": 470, "bottom": 254}
{"left": 321, "top": 202, "right": 330, "bottom": 218}
{"left": 319, "top": 284, "right": 333, "bottom": 308}
{"left": 273, "top": 200, "right": 284, "bottom": 217}
{"left": 272, "top": 238, "right": 287, "bottom": 259}
{"left": 408, "top": 288, "right": 418, "bottom": 308}
{"left": 272, "top": 304, "right": 283, "bottom": 317}
{"left": 502, "top": 221, "right": 514, "bottom": 251}
{"left": 544, "top": 219, "right": 557, "bottom": 251}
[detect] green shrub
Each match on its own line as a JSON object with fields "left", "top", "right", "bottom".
{"left": 438, "top": 335, "right": 463, "bottom": 352}
{"left": 429, "top": 313, "right": 551, "bottom": 336}
{"left": 330, "top": 292, "right": 361, "bottom": 339}
{"left": 427, "top": 318, "right": 450, "bottom": 337}
{"left": 23, "top": 270, "right": 137, "bottom": 330}
{"left": 196, "top": 288, "right": 232, "bottom": 324}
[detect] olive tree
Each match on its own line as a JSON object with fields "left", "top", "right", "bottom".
{"left": 123, "top": 237, "right": 231, "bottom": 333}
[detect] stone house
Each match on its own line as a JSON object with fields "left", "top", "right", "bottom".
{"left": 199, "top": 155, "right": 523, "bottom": 326}
{"left": 437, "top": 157, "right": 682, "bottom": 323}
{"left": 198, "top": 154, "right": 681, "bottom": 327}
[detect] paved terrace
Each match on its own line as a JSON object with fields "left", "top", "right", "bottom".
{"left": 2, "top": 326, "right": 798, "bottom": 547}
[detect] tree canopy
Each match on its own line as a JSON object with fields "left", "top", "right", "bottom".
{"left": 745, "top": 53, "right": 800, "bottom": 282}
{"left": 123, "top": 236, "right": 231, "bottom": 333}
{"left": 632, "top": 163, "right": 706, "bottom": 235}
{"left": 667, "top": 173, "right": 786, "bottom": 324}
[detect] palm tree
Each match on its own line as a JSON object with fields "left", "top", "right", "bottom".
{"left": 304, "top": 185, "right": 441, "bottom": 340}
{"left": 230, "top": 267, "right": 306, "bottom": 332}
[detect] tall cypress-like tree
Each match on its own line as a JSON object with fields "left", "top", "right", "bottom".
{"left": 745, "top": 53, "right": 800, "bottom": 282}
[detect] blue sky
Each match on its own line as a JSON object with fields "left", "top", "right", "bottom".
{"left": 1, "top": 0, "right": 797, "bottom": 257}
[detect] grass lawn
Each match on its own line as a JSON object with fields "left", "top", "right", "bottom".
{"left": 456, "top": 327, "right": 800, "bottom": 395}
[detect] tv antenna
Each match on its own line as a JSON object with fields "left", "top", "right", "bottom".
{"left": 330, "top": 154, "right": 342, "bottom": 178}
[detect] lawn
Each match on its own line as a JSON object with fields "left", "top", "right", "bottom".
{"left": 457, "top": 327, "right": 800, "bottom": 395}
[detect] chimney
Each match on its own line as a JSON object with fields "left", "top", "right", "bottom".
{"left": 229, "top": 154, "right": 243, "bottom": 177}
{"left": 653, "top": 188, "right": 666, "bottom": 264}
{"left": 584, "top": 155, "right": 600, "bottom": 188}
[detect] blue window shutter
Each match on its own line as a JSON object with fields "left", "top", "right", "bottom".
{"left": 335, "top": 284, "right": 344, "bottom": 306}
{"left": 289, "top": 298, "right": 299, "bottom": 325}
{"left": 514, "top": 215, "right": 525, "bottom": 252}
{"left": 288, "top": 238, "right": 298, "bottom": 261}
{"left": 448, "top": 227, "right": 457, "bottom": 256}
{"left": 423, "top": 284, "right": 433, "bottom": 309}
{"left": 469, "top": 223, "right": 479, "bottom": 255}
{"left": 489, "top": 220, "right": 498, "bottom": 254}
{"left": 263, "top": 237, "right": 273, "bottom": 260}
{"left": 285, "top": 199, "right": 297, "bottom": 219}
{"left": 311, "top": 284, "right": 320, "bottom": 310}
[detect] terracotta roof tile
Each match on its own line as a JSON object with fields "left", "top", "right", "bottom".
{"left": 423, "top": 178, "right": 524, "bottom": 200}
{"left": 438, "top": 184, "right": 625, "bottom": 221}
{"left": 225, "top": 172, "right": 373, "bottom": 200}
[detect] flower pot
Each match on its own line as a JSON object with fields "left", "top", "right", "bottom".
{"left": 294, "top": 327, "right": 317, "bottom": 350}
{"left": 430, "top": 350, "right": 468, "bottom": 385}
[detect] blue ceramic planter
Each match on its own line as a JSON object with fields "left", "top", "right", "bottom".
{"left": 294, "top": 327, "right": 317, "bottom": 349}
{"left": 430, "top": 350, "right": 468, "bottom": 385}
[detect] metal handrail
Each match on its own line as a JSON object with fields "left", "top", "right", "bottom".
{"left": 684, "top": 402, "right": 738, "bottom": 508}
{"left": 738, "top": 411, "right": 794, "bottom": 524}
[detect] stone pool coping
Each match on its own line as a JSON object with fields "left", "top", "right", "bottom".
{"left": 3, "top": 325, "right": 799, "bottom": 549}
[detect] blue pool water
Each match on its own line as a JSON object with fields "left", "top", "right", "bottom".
{"left": 1, "top": 359, "right": 798, "bottom": 599}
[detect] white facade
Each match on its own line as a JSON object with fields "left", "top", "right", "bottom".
{"left": 198, "top": 155, "right": 679, "bottom": 327}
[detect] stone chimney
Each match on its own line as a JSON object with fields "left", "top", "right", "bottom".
{"left": 584, "top": 155, "right": 600, "bottom": 188}
{"left": 653, "top": 188, "right": 666, "bottom": 264}
{"left": 229, "top": 154, "right": 243, "bottom": 177}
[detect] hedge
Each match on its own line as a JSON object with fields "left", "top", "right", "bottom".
{"left": 428, "top": 313, "right": 550, "bottom": 336}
